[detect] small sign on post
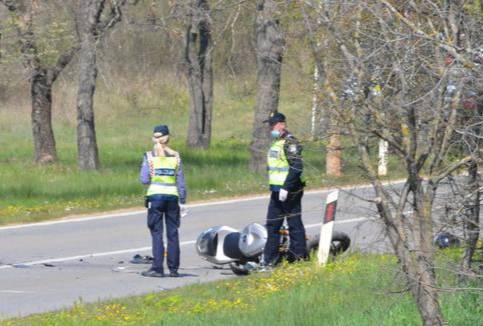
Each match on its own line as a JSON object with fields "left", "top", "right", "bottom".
{"left": 317, "top": 190, "right": 339, "bottom": 266}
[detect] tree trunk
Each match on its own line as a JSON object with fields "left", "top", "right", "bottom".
{"left": 31, "top": 69, "right": 57, "bottom": 164}
{"left": 326, "top": 131, "right": 342, "bottom": 177}
{"left": 299, "top": 2, "right": 328, "bottom": 140}
{"left": 406, "top": 253, "right": 445, "bottom": 326}
{"left": 410, "top": 179, "right": 445, "bottom": 325}
{"left": 461, "top": 161, "right": 480, "bottom": 272}
{"left": 2, "top": 1, "right": 79, "bottom": 165}
{"left": 461, "top": 95, "right": 482, "bottom": 272}
{"left": 397, "top": 251, "right": 444, "bottom": 325}
{"left": 375, "top": 198, "right": 446, "bottom": 326}
{"left": 311, "top": 65, "right": 330, "bottom": 140}
{"left": 250, "top": 0, "right": 285, "bottom": 173}
{"left": 185, "top": 0, "right": 213, "bottom": 149}
{"left": 76, "top": 0, "right": 102, "bottom": 170}
{"left": 363, "top": 141, "right": 445, "bottom": 325}
{"left": 411, "top": 226, "right": 445, "bottom": 325}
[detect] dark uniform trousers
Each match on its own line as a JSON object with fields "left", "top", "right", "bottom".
{"left": 147, "top": 199, "right": 180, "bottom": 273}
{"left": 263, "top": 190, "right": 307, "bottom": 265}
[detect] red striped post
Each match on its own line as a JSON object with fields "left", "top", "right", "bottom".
{"left": 317, "top": 190, "right": 339, "bottom": 265}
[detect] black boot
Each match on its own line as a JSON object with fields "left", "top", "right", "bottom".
{"left": 169, "top": 270, "right": 180, "bottom": 277}
{"left": 141, "top": 268, "right": 164, "bottom": 278}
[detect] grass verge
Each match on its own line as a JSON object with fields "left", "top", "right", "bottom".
{"left": 3, "top": 252, "right": 481, "bottom": 325}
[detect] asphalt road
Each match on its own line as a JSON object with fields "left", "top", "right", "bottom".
{"left": 0, "top": 183, "right": 416, "bottom": 319}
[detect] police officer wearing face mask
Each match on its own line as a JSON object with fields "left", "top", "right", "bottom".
{"left": 262, "top": 112, "right": 308, "bottom": 267}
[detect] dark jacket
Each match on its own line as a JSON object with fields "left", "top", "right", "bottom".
{"left": 270, "top": 130, "right": 305, "bottom": 192}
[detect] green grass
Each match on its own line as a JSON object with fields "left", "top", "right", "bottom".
{"left": 0, "top": 75, "right": 404, "bottom": 225}
{"left": 0, "top": 137, "right": 388, "bottom": 225}
{"left": 3, "top": 253, "right": 481, "bottom": 325}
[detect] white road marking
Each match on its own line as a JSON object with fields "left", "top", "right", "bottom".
{"left": 0, "top": 290, "right": 35, "bottom": 294}
{"left": 0, "top": 217, "right": 371, "bottom": 271}
{"left": 305, "top": 216, "right": 369, "bottom": 229}
{"left": 0, "top": 240, "right": 196, "bottom": 271}
{"left": 0, "top": 180, "right": 395, "bottom": 232}
{"left": 0, "top": 210, "right": 147, "bottom": 231}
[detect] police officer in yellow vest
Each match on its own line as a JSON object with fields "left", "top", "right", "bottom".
{"left": 139, "top": 125, "right": 187, "bottom": 278}
{"left": 262, "top": 112, "right": 308, "bottom": 266}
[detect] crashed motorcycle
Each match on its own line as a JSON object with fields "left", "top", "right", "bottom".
{"left": 196, "top": 222, "right": 351, "bottom": 275}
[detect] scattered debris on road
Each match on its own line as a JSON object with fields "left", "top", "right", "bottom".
{"left": 130, "top": 254, "right": 153, "bottom": 264}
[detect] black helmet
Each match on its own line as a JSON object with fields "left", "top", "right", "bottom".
{"left": 433, "top": 232, "right": 460, "bottom": 249}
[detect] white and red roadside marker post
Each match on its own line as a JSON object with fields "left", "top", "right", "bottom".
{"left": 317, "top": 190, "right": 339, "bottom": 266}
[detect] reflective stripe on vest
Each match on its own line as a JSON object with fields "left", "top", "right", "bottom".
{"left": 146, "top": 152, "right": 179, "bottom": 197}
{"left": 267, "top": 139, "right": 289, "bottom": 187}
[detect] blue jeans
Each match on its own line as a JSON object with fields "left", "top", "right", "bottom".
{"left": 147, "top": 198, "right": 180, "bottom": 273}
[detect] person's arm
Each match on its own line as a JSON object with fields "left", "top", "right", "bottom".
{"left": 282, "top": 137, "right": 303, "bottom": 191}
{"left": 139, "top": 154, "right": 151, "bottom": 185}
{"left": 176, "top": 159, "right": 187, "bottom": 204}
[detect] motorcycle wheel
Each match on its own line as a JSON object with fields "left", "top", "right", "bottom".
{"left": 229, "top": 262, "right": 250, "bottom": 276}
{"left": 330, "top": 231, "right": 351, "bottom": 255}
{"left": 305, "top": 231, "right": 351, "bottom": 256}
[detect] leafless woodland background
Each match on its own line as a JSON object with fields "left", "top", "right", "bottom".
{"left": 0, "top": 1, "right": 482, "bottom": 325}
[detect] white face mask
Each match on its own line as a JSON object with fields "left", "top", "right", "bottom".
{"left": 271, "top": 130, "right": 281, "bottom": 139}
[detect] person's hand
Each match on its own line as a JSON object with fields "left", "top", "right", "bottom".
{"left": 279, "top": 189, "right": 288, "bottom": 202}
{"left": 179, "top": 204, "right": 189, "bottom": 217}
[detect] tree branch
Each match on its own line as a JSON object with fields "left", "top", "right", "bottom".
{"left": 98, "top": 0, "right": 127, "bottom": 37}
{"left": 432, "top": 155, "right": 474, "bottom": 185}
{"left": 47, "top": 44, "right": 81, "bottom": 84}
{"left": 380, "top": 0, "right": 475, "bottom": 68}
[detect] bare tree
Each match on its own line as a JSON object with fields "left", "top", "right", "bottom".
{"left": 1, "top": 0, "right": 79, "bottom": 164}
{"left": 299, "top": 2, "right": 342, "bottom": 177}
{"left": 460, "top": 162, "right": 481, "bottom": 272}
{"left": 184, "top": 0, "right": 213, "bottom": 149}
{"left": 460, "top": 94, "right": 482, "bottom": 272}
{"left": 250, "top": 0, "right": 285, "bottom": 173}
{"left": 76, "top": 0, "right": 103, "bottom": 170}
{"left": 76, "top": 0, "right": 126, "bottom": 170}
{"left": 300, "top": 0, "right": 482, "bottom": 324}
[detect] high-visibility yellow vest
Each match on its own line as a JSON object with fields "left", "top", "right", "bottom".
{"left": 267, "top": 139, "right": 289, "bottom": 187}
{"left": 146, "top": 152, "right": 179, "bottom": 197}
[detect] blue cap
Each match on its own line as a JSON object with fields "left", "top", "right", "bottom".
{"left": 263, "top": 112, "right": 286, "bottom": 126}
{"left": 153, "top": 125, "right": 169, "bottom": 136}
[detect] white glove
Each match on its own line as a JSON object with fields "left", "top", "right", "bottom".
{"left": 179, "top": 204, "right": 189, "bottom": 218}
{"left": 279, "top": 189, "right": 288, "bottom": 202}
